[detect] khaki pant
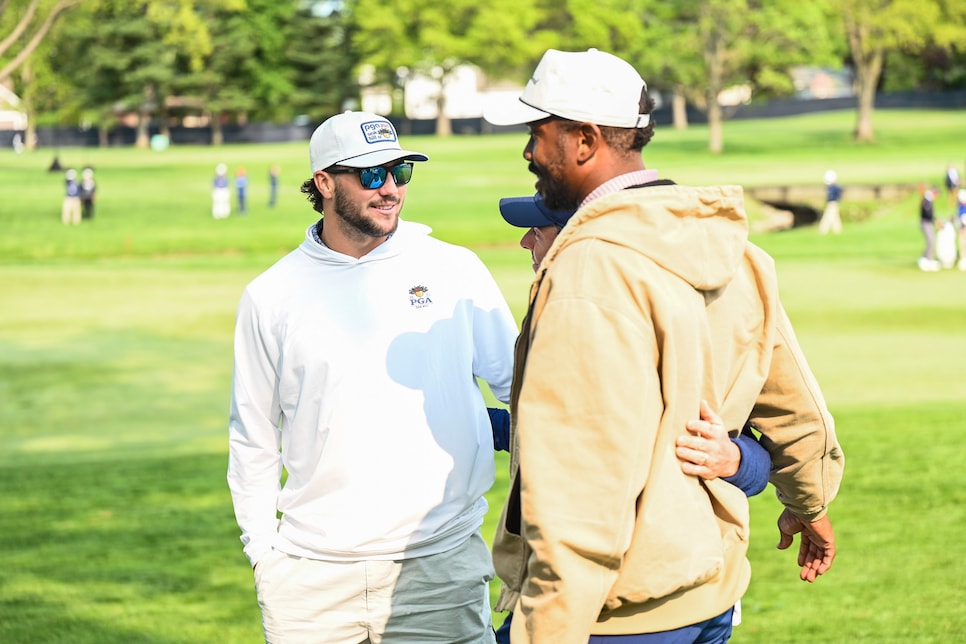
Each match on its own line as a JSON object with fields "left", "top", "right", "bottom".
{"left": 818, "top": 201, "right": 841, "bottom": 235}
{"left": 61, "top": 196, "right": 81, "bottom": 225}
{"left": 254, "top": 532, "right": 496, "bottom": 644}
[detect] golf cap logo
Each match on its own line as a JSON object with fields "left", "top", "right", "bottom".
{"left": 361, "top": 120, "right": 397, "bottom": 145}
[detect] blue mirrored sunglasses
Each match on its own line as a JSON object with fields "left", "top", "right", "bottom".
{"left": 326, "top": 162, "right": 414, "bottom": 189}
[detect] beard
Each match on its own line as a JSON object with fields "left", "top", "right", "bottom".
{"left": 532, "top": 136, "right": 580, "bottom": 212}
{"left": 333, "top": 183, "right": 400, "bottom": 239}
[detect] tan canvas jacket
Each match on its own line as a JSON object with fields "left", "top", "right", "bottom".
{"left": 493, "top": 185, "right": 844, "bottom": 643}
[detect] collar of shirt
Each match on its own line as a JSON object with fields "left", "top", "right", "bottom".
{"left": 580, "top": 169, "right": 659, "bottom": 209}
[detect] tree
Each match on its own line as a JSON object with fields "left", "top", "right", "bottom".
{"left": 837, "top": 0, "right": 966, "bottom": 142}
{"left": 657, "top": 0, "right": 839, "bottom": 153}
{"left": 283, "top": 1, "right": 358, "bottom": 124}
{"left": 540, "top": 1, "right": 840, "bottom": 153}
{"left": 0, "top": 0, "right": 78, "bottom": 83}
{"left": 51, "top": 2, "right": 184, "bottom": 148}
{"left": 166, "top": 0, "right": 324, "bottom": 142}
{"left": 349, "top": 0, "right": 551, "bottom": 136}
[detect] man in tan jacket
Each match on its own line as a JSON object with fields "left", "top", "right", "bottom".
{"left": 483, "top": 48, "right": 844, "bottom": 643}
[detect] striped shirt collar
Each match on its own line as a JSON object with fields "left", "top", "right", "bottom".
{"left": 580, "top": 169, "right": 659, "bottom": 210}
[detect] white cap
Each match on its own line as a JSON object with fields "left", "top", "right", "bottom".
{"left": 483, "top": 48, "right": 650, "bottom": 128}
{"left": 309, "top": 111, "right": 428, "bottom": 172}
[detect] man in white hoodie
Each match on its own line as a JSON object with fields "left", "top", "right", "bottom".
{"left": 227, "top": 111, "right": 518, "bottom": 643}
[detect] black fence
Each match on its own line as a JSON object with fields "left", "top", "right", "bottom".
{"left": 3, "top": 89, "right": 965, "bottom": 149}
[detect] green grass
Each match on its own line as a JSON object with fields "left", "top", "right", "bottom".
{"left": 2, "top": 108, "right": 966, "bottom": 642}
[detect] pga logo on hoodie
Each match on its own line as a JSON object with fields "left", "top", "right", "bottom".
{"left": 408, "top": 285, "right": 432, "bottom": 308}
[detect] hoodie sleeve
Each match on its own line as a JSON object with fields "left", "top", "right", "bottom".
{"left": 752, "top": 303, "right": 844, "bottom": 521}
{"left": 227, "top": 288, "right": 284, "bottom": 567}
{"left": 468, "top": 254, "right": 518, "bottom": 404}
{"left": 722, "top": 428, "right": 770, "bottom": 497}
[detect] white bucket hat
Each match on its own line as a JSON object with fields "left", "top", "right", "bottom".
{"left": 309, "top": 111, "right": 429, "bottom": 172}
{"left": 483, "top": 48, "right": 650, "bottom": 129}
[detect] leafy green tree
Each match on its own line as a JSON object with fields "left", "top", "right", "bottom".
{"left": 884, "top": 45, "right": 966, "bottom": 91}
{"left": 49, "top": 2, "right": 169, "bottom": 148}
{"left": 539, "top": 1, "right": 840, "bottom": 153}
{"left": 283, "top": 1, "right": 358, "bottom": 125}
{"left": 648, "top": 0, "right": 839, "bottom": 153}
{"left": 348, "top": 0, "right": 551, "bottom": 135}
{"left": 48, "top": 0, "right": 242, "bottom": 148}
{"left": 837, "top": 0, "right": 966, "bottom": 142}
{"left": 0, "top": 0, "right": 78, "bottom": 83}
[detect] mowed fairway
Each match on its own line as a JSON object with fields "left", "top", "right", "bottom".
{"left": 2, "top": 109, "right": 965, "bottom": 642}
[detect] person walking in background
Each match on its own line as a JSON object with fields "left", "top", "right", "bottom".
{"left": 957, "top": 188, "right": 966, "bottom": 270}
{"left": 235, "top": 167, "right": 248, "bottom": 214}
{"left": 818, "top": 169, "right": 843, "bottom": 235}
{"left": 268, "top": 164, "right": 280, "bottom": 208}
{"left": 483, "top": 48, "right": 843, "bottom": 643}
{"left": 944, "top": 163, "right": 961, "bottom": 209}
{"left": 919, "top": 187, "right": 939, "bottom": 271}
{"left": 211, "top": 163, "right": 231, "bottom": 219}
{"left": 61, "top": 168, "right": 81, "bottom": 225}
{"left": 918, "top": 186, "right": 940, "bottom": 271}
{"left": 79, "top": 167, "right": 96, "bottom": 221}
{"left": 227, "top": 111, "right": 517, "bottom": 643}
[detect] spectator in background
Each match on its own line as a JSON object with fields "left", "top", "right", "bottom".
{"left": 212, "top": 163, "right": 231, "bottom": 219}
{"left": 79, "top": 167, "right": 97, "bottom": 221}
{"left": 818, "top": 169, "right": 843, "bottom": 235}
{"left": 918, "top": 186, "right": 940, "bottom": 272}
{"left": 61, "top": 169, "right": 81, "bottom": 225}
{"left": 957, "top": 188, "right": 966, "bottom": 271}
{"left": 944, "top": 163, "right": 961, "bottom": 209}
{"left": 268, "top": 164, "right": 280, "bottom": 208}
{"left": 236, "top": 167, "right": 248, "bottom": 214}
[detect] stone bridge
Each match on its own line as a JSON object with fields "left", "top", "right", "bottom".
{"left": 745, "top": 183, "right": 921, "bottom": 229}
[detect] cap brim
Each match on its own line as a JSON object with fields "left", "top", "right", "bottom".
{"left": 338, "top": 149, "right": 429, "bottom": 168}
{"left": 499, "top": 194, "right": 575, "bottom": 228}
{"left": 483, "top": 98, "right": 551, "bottom": 126}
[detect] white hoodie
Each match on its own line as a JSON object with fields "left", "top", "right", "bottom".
{"left": 228, "top": 220, "right": 517, "bottom": 566}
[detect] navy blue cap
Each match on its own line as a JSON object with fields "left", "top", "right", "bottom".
{"left": 498, "top": 193, "right": 576, "bottom": 228}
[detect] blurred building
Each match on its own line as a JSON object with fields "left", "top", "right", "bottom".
{"left": 791, "top": 66, "right": 855, "bottom": 99}
{"left": 0, "top": 83, "right": 28, "bottom": 132}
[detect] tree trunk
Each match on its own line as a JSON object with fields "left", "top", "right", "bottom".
{"left": 844, "top": 8, "right": 883, "bottom": 143}
{"left": 671, "top": 91, "right": 688, "bottom": 130}
{"left": 136, "top": 108, "right": 150, "bottom": 149}
{"left": 19, "top": 63, "right": 37, "bottom": 151}
{"left": 212, "top": 113, "right": 224, "bottom": 146}
{"left": 852, "top": 48, "right": 882, "bottom": 142}
{"left": 704, "top": 20, "right": 725, "bottom": 154}
{"left": 435, "top": 93, "right": 451, "bottom": 137}
{"left": 708, "top": 100, "right": 723, "bottom": 154}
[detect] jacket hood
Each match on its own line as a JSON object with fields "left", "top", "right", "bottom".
{"left": 298, "top": 218, "right": 432, "bottom": 265}
{"left": 548, "top": 185, "right": 748, "bottom": 291}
